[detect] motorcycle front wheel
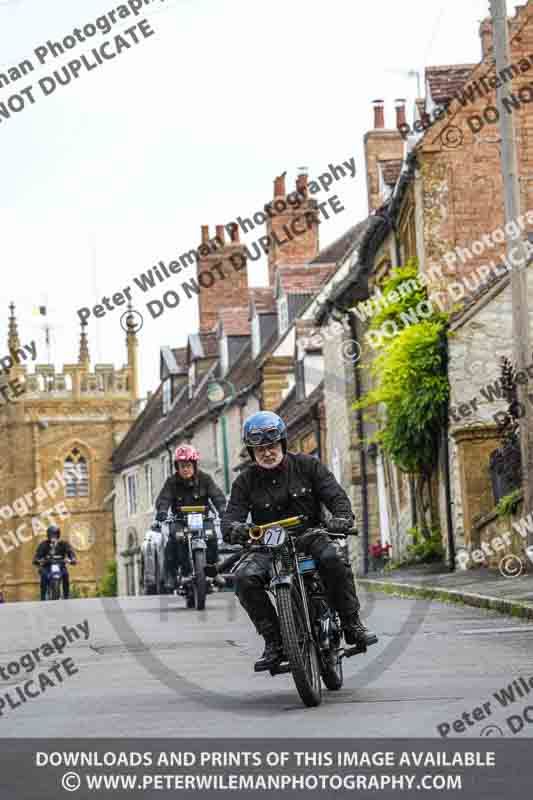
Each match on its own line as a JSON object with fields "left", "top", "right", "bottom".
{"left": 277, "top": 584, "right": 322, "bottom": 707}
{"left": 49, "top": 580, "right": 61, "bottom": 601}
{"left": 192, "top": 549, "right": 207, "bottom": 611}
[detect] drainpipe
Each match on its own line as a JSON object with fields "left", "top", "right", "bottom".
{"left": 347, "top": 310, "right": 370, "bottom": 576}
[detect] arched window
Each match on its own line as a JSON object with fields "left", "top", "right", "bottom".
{"left": 64, "top": 448, "right": 89, "bottom": 497}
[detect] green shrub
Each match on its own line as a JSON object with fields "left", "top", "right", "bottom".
{"left": 95, "top": 560, "right": 118, "bottom": 597}
{"left": 406, "top": 526, "right": 444, "bottom": 564}
{"left": 495, "top": 489, "right": 522, "bottom": 519}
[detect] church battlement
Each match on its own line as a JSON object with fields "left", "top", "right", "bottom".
{"left": 1, "top": 303, "right": 140, "bottom": 405}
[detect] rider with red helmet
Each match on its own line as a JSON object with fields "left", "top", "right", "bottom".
{"left": 155, "top": 445, "right": 226, "bottom": 572}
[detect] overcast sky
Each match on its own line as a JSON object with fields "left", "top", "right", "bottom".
{"left": 0, "top": 0, "right": 524, "bottom": 395}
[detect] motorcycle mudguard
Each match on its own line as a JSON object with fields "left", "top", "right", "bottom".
{"left": 191, "top": 540, "right": 207, "bottom": 551}
{"left": 270, "top": 574, "right": 292, "bottom": 588}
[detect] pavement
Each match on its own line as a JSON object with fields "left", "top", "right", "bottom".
{"left": 359, "top": 562, "right": 533, "bottom": 620}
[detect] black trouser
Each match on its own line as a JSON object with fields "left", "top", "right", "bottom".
{"left": 167, "top": 534, "right": 219, "bottom": 577}
{"left": 235, "top": 532, "right": 359, "bottom": 638}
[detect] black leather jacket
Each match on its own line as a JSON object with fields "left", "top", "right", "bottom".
{"left": 155, "top": 469, "right": 226, "bottom": 517}
{"left": 33, "top": 540, "right": 76, "bottom": 564}
{"left": 222, "top": 452, "right": 353, "bottom": 541}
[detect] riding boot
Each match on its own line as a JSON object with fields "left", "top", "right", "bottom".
{"left": 340, "top": 611, "right": 378, "bottom": 649}
{"left": 254, "top": 621, "right": 284, "bottom": 671}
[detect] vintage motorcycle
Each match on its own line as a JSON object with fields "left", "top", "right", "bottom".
{"left": 38, "top": 554, "right": 76, "bottom": 601}
{"left": 166, "top": 505, "right": 217, "bottom": 611}
{"left": 226, "top": 515, "right": 377, "bottom": 708}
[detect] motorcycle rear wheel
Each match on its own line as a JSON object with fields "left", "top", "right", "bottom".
{"left": 277, "top": 584, "right": 322, "bottom": 707}
{"left": 192, "top": 550, "right": 207, "bottom": 611}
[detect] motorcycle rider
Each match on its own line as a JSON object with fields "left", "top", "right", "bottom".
{"left": 33, "top": 525, "right": 77, "bottom": 600}
{"left": 155, "top": 445, "right": 226, "bottom": 580}
{"left": 222, "top": 411, "right": 377, "bottom": 671}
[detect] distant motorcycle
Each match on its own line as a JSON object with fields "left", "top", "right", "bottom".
{"left": 167, "top": 505, "right": 216, "bottom": 611}
{"left": 227, "top": 515, "right": 377, "bottom": 708}
{"left": 38, "top": 555, "right": 76, "bottom": 601}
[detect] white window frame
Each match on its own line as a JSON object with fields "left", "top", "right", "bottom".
{"left": 188, "top": 362, "right": 196, "bottom": 399}
{"left": 162, "top": 378, "right": 171, "bottom": 415}
{"left": 278, "top": 294, "right": 289, "bottom": 334}
{"left": 251, "top": 313, "right": 261, "bottom": 359}
{"left": 125, "top": 472, "right": 138, "bottom": 516}
{"left": 161, "top": 453, "right": 171, "bottom": 486}
{"left": 220, "top": 336, "right": 229, "bottom": 375}
{"left": 145, "top": 463, "right": 154, "bottom": 510}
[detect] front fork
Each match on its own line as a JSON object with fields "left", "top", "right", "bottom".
{"left": 271, "top": 552, "right": 315, "bottom": 643}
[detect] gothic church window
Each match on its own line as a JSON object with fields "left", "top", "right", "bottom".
{"left": 64, "top": 449, "right": 89, "bottom": 497}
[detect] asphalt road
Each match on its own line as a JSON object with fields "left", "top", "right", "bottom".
{"left": 2, "top": 587, "right": 533, "bottom": 738}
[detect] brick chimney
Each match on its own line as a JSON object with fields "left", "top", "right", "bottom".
{"left": 196, "top": 225, "right": 249, "bottom": 333}
{"left": 265, "top": 169, "right": 319, "bottom": 287}
{"left": 364, "top": 100, "right": 405, "bottom": 214}
{"left": 395, "top": 98, "right": 406, "bottom": 130}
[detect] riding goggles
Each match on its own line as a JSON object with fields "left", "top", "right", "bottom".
{"left": 245, "top": 426, "right": 282, "bottom": 447}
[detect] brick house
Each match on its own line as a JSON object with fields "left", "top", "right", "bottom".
{"left": 316, "top": 2, "right": 533, "bottom": 569}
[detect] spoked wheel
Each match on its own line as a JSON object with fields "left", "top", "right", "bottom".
{"left": 277, "top": 584, "right": 322, "bottom": 707}
{"left": 49, "top": 580, "right": 61, "bottom": 601}
{"left": 192, "top": 550, "right": 207, "bottom": 611}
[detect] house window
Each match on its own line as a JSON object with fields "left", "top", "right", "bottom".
{"left": 161, "top": 453, "right": 171, "bottom": 484}
{"left": 251, "top": 313, "right": 261, "bottom": 359}
{"left": 278, "top": 295, "right": 289, "bottom": 333}
{"left": 125, "top": 473, "right": 138, "bottom": 516}
{"left": 145, "top": 464, "right": 154, "bottom": 509}
{"left": 162, "top": 378, "right": 171, "bottom": 415}
{"left": 64, "top": 449, "right": 89, "bottom": 497}
{"left": 220, "top": 336, "right": 229, "bottom": 375}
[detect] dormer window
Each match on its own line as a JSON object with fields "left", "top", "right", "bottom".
{"left": 162, "top": 378, "right": 171, "bottom": 415}
{"left": 251, "top": 313, "right": 261, "bottom": 359}
{"left": 278, "top": 295, "right": 289, "bottom": 334}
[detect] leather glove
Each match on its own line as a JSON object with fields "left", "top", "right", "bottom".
{"left": 326, "top": 516, "right": 352, "bottom": 534}
{"left": 156, "top": 511, "right": 168, "bottom": 523}
{"left": 229, "top": 522, "right": 249, "bottom": 545}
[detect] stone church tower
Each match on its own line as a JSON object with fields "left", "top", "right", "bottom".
{"left": 0, "top": 304, "right": 140, "bottom": 602}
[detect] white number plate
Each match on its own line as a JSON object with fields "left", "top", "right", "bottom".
{"left": 50, "top": 564, "right": 61, "bottom": 576}
{"left": 187, "top": 513, "right": 203, "bottom": 530}
{"left": 262, "top": 526, "right": 286, "bottom": 547}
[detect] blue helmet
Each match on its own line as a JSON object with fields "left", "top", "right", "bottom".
{"left": 243, "top": 411, "right": 287, "bottom": 459}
